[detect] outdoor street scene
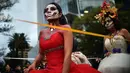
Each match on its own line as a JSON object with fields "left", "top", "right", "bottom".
{"left": 0, "top": 0, "right": 130, "bottom": 73}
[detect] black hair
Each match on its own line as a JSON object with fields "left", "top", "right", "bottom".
{"left": 112, "top": 18, "right": 121, "bottom": 30}
{"left": 44, "top": 2, "right": 67, "bottom": 25}
{"left": 59, "top": 14, "right": 68, "bottom": 25}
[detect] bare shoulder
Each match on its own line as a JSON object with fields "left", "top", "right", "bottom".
{"left": 60, "top": 24, "right": 71, "bottom": 28}
{"left": 120, "top": 28, "right": 129, "bottom": 35}
{"left": 38, "top": 28, "right": 48, "bottom": 40}
{"left": 59, "top": 24, "right": 72, "bottom": 33}
{"left": 40, "top": 28, "right": 48, "bottom": 33}
{"left": 39, "top": 30, "right": 44, "bottom": 35}
{"left": 120, "top": 28, "right": 129, "bottom": 32}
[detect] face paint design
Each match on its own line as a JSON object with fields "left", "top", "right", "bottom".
{"left": 44, "top": 4, "right": 60, "bottom": 20}
{"left": 104, "top": 17, "right": 114, "bottom": 29}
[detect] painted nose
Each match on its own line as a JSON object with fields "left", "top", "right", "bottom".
{"left": 47, "top": 9, "right": 51, "bottom": 13}
{"left": 47, "top": 11, "right": 51, "bottom": 13}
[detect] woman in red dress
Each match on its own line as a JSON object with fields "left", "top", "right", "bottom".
{"left": 24, "top": 2, "right": 100, "bottom": 73}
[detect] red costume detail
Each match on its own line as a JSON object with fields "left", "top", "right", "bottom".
{"left": 30, "top": 31, "right": 100, "bottom": 73}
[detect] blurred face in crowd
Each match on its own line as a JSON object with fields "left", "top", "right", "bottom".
{"left": 26, "top": 63, "right": 30, "bottom": 67}
{"left": 16, "top": 66, "right": 21, "bottom": 70}
{"left": 6, "top": 64, "right": 10, "bottom": 71}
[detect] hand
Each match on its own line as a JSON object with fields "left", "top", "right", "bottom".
{"left": 24, "top": 63, "right": 36, "bottom": 73}
{"left": 96, "top": 58, "right": 101, "bottom": 63}
{"left": 73, "top": 52, "right": 89, "bottom": 64}
{"left": 105, "top": 52, "right": 111, "bottom": 57}
{"left": 73, "top": 52, "right": 86, "bottom": 60}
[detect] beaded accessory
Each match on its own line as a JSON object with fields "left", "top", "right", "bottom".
{"left": 43, "top": 45, "right": 64, "bottom": 54}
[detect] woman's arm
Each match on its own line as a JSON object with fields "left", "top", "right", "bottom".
{"left": 24, "top": 31, "right": 44, "bottom": 73}
{"left": 32, "top": 52, "right": 44, "bottom": 66}
{"left": 120, "top": 29, "right": 130, "bottom": 43}
{"left": 33, "top": 30, "right": 44, "bottom": 66}
{"left": 62, "top": 25, "right": 73, "bottom": 73}
{"left": 32, "top": 30, "right": 44, "bottom": 66}
{"left": 24, "top": 52, "right": 44, "bottom": 73}
{"left": 103, "top": 38, "right": 111, "bottom": 57}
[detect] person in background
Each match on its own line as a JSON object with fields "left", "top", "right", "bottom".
{"left": 4, "top": 64, "right": 14, "bottom": 73}
{"left": 14, "top": 65, "right": 22, "bottom": 73}
{"left": 95, "top": 0, "right": 130, "bottom": 73}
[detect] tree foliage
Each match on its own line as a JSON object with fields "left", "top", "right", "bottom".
{"left": 7, "top": 33, "right": 30, "bottom": 57}
{"left": 115, "top": 0, "right": 130, "bottom": 32}
{"left": 72, "top": 0, "right": 130, "bottom": 57}
{"left": 72, "top": 7, "right": 106, "bottom": 57}
{"left": 0, "top": 0, "right": 18, "bottom": 34}
{"left": 6, "top": 33, "right": 30, "bottom": 68}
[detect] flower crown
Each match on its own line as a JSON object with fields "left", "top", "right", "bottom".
{"left": 95, "top": 0, "right": 118, "bottom": 25}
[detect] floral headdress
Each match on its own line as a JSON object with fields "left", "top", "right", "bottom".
{"left": 95, "top": 0, "right": 118, "bottom": 25}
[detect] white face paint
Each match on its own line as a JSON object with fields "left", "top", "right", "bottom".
{"left": 44, "top": 4, "right": 60, "bottom": 20}
{"left": 104, "top": 17, "right": 114, "bottom": 29}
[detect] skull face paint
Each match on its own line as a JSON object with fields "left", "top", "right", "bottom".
{"left": 44, "top": 4, "right": 60, "bottom": 20}
{"left": 104, "top": 17, "right": 114, "bottom": 29}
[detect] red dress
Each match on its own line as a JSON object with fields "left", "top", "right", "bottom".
{"left": 30, "top": 30, "right": 100, "bottom": 73}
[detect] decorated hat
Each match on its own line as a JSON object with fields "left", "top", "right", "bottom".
{"left": 95, "top": 0, "right": 118, "bottom": 25}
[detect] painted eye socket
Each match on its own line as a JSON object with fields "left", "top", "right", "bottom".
{"left": 50, "top": 7, "right": 56, "bottom": 11}
{"left": 45, "top": 8, "right": 48, "bottom": 13}
{"left": 44, "top": 7, "right": 56, "bottom": 13}
{"left": 105, "top": 17, "right": 111, "bottom": 22}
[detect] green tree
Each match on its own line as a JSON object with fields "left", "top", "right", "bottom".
{"left": 7, "top": 33, "right": 30, "bottom": 69}
{"left": 72, "top": 7, "right": 106, "bottom": 57}
{"left": 0, "top": 0, "right": 18, "bottom": 34}
{"left": 72, "top": 0, "right": 130, "bottom": 57}
{"left": 115, "top": 0, "right": 130, "bottom": 32}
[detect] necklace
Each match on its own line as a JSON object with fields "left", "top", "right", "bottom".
{"left": 50, "top": 28, "right": 55, "bottom": 32}
{"left": 50, "top": 28, "right": 54, "bottom": 31}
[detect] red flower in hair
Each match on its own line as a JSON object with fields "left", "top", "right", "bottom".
{"left": 95, "top": 0, "right": 118, "bottom": 25}
{"left": 101, "top": 0, "right": 110, "bottom": 9}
